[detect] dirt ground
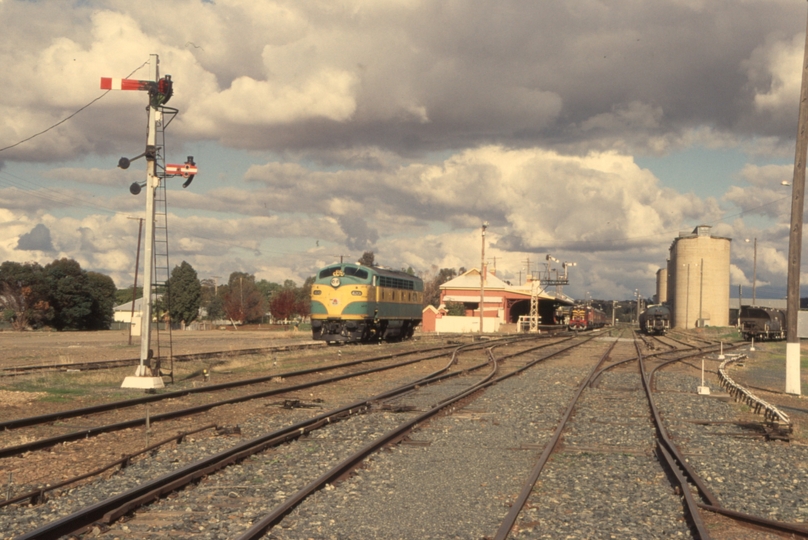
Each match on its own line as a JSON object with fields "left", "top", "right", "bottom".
{"left": 0, "top": 326, "right": 318, "bottom": 368}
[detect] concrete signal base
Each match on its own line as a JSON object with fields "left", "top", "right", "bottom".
{"left": 121, "top": 364, "right": 165, "bottom": 389}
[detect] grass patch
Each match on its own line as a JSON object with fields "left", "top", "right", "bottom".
{"left": 37, "top": 387, "right": 88, "bottom": 402}
{"left": 9, "top": 379, "right": 90, "bottom": 401}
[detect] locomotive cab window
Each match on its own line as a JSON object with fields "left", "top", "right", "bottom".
{"left": 319, "top": 266, "right": 341, "bottom": 279}
{"left": 344, "top": 267, "right": 369, "bottom": 280}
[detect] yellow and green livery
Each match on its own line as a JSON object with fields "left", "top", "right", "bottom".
{"left": 310, "top": 263, "right": 423, "bottom": 342}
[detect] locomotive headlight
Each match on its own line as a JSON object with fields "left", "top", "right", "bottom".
{"left": 351, "top": 290, "right": 362, "bottom": 296}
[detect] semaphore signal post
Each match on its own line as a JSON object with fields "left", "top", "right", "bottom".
{"left": 103, "top": 53, "right": 198, "bottom": 390}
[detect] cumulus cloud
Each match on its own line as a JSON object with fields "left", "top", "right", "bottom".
{"left": 3, "top": 0, "right": 808, "bottom": 299}
{"left": 4, "top": 0, "right": 805, "bottom": 158}
{"left": 16, "top": 223, "right": 55, "bottom": 252}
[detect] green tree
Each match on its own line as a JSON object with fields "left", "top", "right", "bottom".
{"left": 423, "top": 267, "right": 457, "bottom": 307}
{"left": 256, "top": 279, "right": 282, "bottom": 307}
{"left": 115, "top": 286, "right": 142, "bottom": 307}
{"left": 85, "top": 272, "right": 117, "bottom": 330}
{"left": 444, "top": 301, "right": 466, "bottom": 316}
{"left": 358, "top": 251, "right": 375, "bottom": 266}
{"left": 0, "top": 261, "right": 51, "bottom": 330}
{"left": 160, "top": 261, "right": 201, "bottom": 325}
{"left": 44, "top": 258, "right": 92, "bottom": 331}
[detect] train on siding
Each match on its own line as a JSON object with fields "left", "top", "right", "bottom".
{"left": 739, "top": 306, "right": 786, "bottom": 341}
{"left": 568, "top": 304, "right": 607, "bottom": 331}
{"left": 639, "top": 305, "right": 671, "bottom": 335}
{"left": 310, "top": 263, "right": 424, "bottom": 343}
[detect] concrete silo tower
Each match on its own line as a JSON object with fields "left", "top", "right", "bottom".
{"left": 669, "top": 225, "right": 731, "bottom": 329}
{"left": 656, "top": 266, "right": 668, "bottom": 305}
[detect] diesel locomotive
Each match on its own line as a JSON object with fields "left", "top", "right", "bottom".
{"left": 310, "top": 263, "right": 423, "bottom": 343}
{"left": 639, "top": 305, "right": 671, "bottom": 335}
{"left": 568, "top": 304, "right": 607, "bottom": 331}
{"left": 739, "top": 306, "right": 786, "bottom": 341}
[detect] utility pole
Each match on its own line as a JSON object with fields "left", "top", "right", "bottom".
{"left": 611, "top": 300, "right": 616, "bottom": 326}
{"left": 480, "top": 222, "right": 488, "bottom": 334}
{"left": 699, "top": 258, "right": 704, "bottom": 326}
{"left": 785, "top": 4, "right": 808, "bottom": 396}
{"left": 685, "top": 265, "right": 690, "bottom": 330}
{"left": 752, "top": 238, "right": 757, "bottom": 305}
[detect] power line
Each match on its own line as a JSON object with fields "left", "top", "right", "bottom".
{"left": 0, "top": 59, "right": 149, "bottom": 153}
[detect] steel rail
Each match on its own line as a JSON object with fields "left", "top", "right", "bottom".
{"left": 491, "top": 334, "right": 619, "bottom": 540}
{"left": 10, "top": 339, "right": 492, "bottom": 540}
{"left": 642, "top": 339, "right": 808, "bottom": 538}
{"left": 0, "top": 346, "right": 469, "bottom": 458}
{"left": 635, "top": 338, "right": 714, "bottom": 539}
{"left": 0, "top": 342, "right": 468, "bottom": 432}
{"left": 234, "top": 335, "right": 595, "bottom": 540}
{"left": 0, "top": 342, "right": 326, "bottom": 376}
{"left": 1, "top": 337, "right": 553, "bottom": 460}
{"left": 0, "top": 424, "right": 217, "bottom": 509}
{"left": 696, "top": 504, "right": 808, "bottom": 536}
{"left": 637, "top": 339, "right": 722, "bottom": 506}
{"left": 13, "top": 337, "right": 569, "bottom": 540}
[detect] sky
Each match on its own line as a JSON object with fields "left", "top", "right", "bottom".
{"left": 1, "top": 0, "right": 807, "bottom": 302}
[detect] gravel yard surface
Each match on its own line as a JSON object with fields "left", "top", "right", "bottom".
{"left": 657, "top": 371, "right": 808, "bottom": 525}
{"left": 1, "top": 332, "right": 807, "bottom": 540}
{"left": 269, "top": 361, "right": 593, "bottom": 539}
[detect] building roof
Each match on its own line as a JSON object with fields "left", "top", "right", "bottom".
{"left": 114, "top": 295, "right": 161, "bottom": 312}
{"left": 729, "top": 298, "right": 787, "bottom": 310}
{"left": 440, "top": 268, "right": 510, "bottom": 290}
{"left": 440, "top": 268, "right": 572, "bottom": 304}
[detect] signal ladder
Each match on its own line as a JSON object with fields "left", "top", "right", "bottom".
{"left": 149, "top": 105, "right": 180, "bottom": 384}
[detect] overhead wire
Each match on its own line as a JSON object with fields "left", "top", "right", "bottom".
{"left": 0, "top": 59, "right": 149, "bottom": 153}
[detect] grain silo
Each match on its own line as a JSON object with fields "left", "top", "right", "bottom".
{"left": 666, "top": 258, "right": 675, "bottom": 309}
{"left": 656, "top": 266, "right": 668, "bottom": 304}
{"left": 669, "top": 225, "right": 731, "bottom": 329}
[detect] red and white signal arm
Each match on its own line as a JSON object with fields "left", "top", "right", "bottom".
{"left": 165, "top": 163, "right": 198, "bottom": 178}
{"left": 100, "top": 77, "right": 152, "bottom": 91}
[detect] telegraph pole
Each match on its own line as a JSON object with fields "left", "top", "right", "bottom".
{"left": 785, "top": 5, "right": 808, "bottom": 396}
{"left": 480, "top": 222, "right": 488, "bottom": 334}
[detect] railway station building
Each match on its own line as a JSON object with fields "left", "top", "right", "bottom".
{"left": 665, "top": 225, "right": 731, "bottom": 329}
{"left": 421, "top": 268, "right": 573, "bottom": 333}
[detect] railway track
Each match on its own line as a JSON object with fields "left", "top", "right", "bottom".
{"left": 3, "top": 330, "right": 805, "bottom": 539}
{"left": 1, "top": 337, "right": 561, "bottom": 503}
{"left": 0, "top": 342, "right": 327, "bottom": 377}
{"left": 3, "top": 334, "right": 581, "bottom": 539}
{"left": 497, "top": 334, "right": 807, "bottom": 539}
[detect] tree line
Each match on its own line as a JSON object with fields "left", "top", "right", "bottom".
{"left": 0, "top": 259, "right": 116, "bottom": 331}
{"left": 0, "top": 252, "right": 469, "bottom": 332}
{"left": 116, "top": 262, "right": 316, "bottom": 327}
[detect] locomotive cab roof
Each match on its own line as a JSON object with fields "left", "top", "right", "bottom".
{"left": 315, "top": 263, "right": 423, "bottom": 289}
